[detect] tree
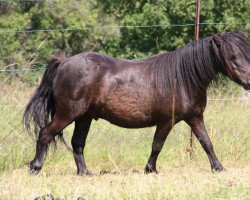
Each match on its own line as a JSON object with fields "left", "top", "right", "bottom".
{"left": 0, "top": 0, "right": 249, "bottom": 68}
{"left": 97, "top": 0, "right": 250, "bottom": 58}
{"left": 0, "top": 0, "right": 100, "bottom": 69}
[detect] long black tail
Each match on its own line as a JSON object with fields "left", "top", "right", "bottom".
{"left": 23, "top": 53, "right": 66, "bottom": 138}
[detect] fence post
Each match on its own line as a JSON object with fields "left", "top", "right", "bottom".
{"left": 194, "top": 0, "right": 201, "bottom": 41}
{"left": 190, "top": 0, "right": 201, "bottom": 158}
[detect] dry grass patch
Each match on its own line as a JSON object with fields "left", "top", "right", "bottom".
{"left": 1, "top": 163, "right": 250, "bottom": 200}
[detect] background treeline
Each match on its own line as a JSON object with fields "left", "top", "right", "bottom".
{"left": 0, "top": 0, "right": 249, "bottom": 69}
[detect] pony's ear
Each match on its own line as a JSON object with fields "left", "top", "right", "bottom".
{"left": 234, "top": 29, "right": 244, "bottom": 35}
{"left": 234, "top": 29, "right": 247, "bottom": 38}
{"left": 213, "top": 34, "right": 222, "bottom": 47}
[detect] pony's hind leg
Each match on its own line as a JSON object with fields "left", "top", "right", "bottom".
{"left": 71, "top": 114, "right": 92, "bottom": 176}
{"left": 29, "top": 115, "right": 70, "bottom": 174}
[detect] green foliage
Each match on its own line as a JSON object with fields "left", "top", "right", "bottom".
{"left": 119, "top": 3, "right": 169, "bottom": 57}
{"left": 99, "top": 0, "right": 250, "bottom": 57}
{"left": 0, "top": 0, "right": 249, "bottom": 67}
{"left": 0, "top": 0, "right": 99, "bottom": 68}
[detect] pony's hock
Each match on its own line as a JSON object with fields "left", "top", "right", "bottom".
{"left": 24, "top": 30, "right": 250, "bottom": 175}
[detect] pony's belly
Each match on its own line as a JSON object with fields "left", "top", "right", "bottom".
{"left": 90, "top": 100, "right": 156, "bottom": 128}
{"left": 98, "top": 111, "right": 156, "bottom": 128}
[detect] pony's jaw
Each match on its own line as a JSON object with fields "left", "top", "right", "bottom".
{"left": 227, "top": 61, "right": 250, "bottom": 90}
{"left": 235, "top": 75, "right": 250, "bottom": 90}
{"left": 242, "top": 81, "right": 250, "bottom": 90}
{"left": 243, "top": 85, "right": 250, "bottom": 90}
{"left": 239, "top": 71, "right": 250, "bottom": 90}
{"left": 232, "top": 75, "right": 250, "bottom": 90}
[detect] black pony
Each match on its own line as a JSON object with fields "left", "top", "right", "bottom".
{"left": 24, "top": 30, "right": 250, "bottom": 175}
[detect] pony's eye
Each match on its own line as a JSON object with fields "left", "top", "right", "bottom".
{"left": 229, "top": 55, "right": 236, "bottom": 61}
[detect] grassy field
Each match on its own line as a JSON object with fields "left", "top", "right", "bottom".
{"left": 0, "top": 82, "right": 250, "bottom": 199}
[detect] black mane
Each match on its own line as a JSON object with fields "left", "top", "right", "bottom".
{"left": 141, "top": 30, "right": 249, "bottom": 97}
{"left": 143, "top": 36, "right": 217, "bottom": 97}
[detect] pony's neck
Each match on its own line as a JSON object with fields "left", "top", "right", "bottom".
{"left": 146, "top": 37, "right": 220, "bottom": 97}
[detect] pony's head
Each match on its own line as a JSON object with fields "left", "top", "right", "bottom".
{"left": 211, "top": 31, "right": 250, "bottom": 90}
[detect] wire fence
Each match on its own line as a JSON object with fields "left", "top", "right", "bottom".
{"left": 1, "top": 21, "right": 250, "bottom": 34}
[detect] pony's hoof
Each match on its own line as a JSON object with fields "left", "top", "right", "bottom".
{"left": 78, "top": 170, "right": 93, "bottom": 177}
{"left": 212, "top": 163, "right": 225, "bottom": 172}
{"left": 144, "top": 164, "right": 158, "bottom": 174}
{"left": 28, "top": 168, "right": 41, "bottom": 175}
{"left": 28, "top": 162, "right": 41, "bottom": 175}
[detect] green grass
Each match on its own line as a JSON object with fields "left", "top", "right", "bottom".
{"left": 0, "top": 82, "right": 250, "bottom": 199}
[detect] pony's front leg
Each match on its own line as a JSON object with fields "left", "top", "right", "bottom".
{"left": 29, "top": 116, "right": 69, "bottom": 174}
{"left": 187, "top": 116, "right": 224, "bottom": 171}
{"left": 145, "top": 122, "right": 172, "bottom": 173}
